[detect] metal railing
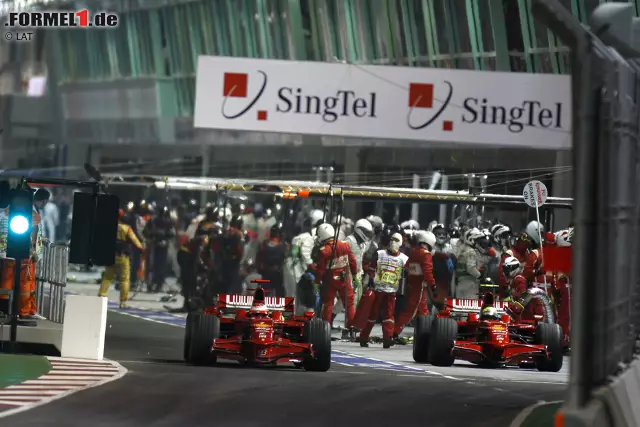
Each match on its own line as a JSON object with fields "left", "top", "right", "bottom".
{"left": 35, "top": 243, "right": 69, "bottom": 323}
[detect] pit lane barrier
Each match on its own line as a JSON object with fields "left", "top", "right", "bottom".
{"left": 35, "top": 243, "right": 69, "bottom": 323}
{"left": 525, "top": 1, "right": 640, "bottom": 427}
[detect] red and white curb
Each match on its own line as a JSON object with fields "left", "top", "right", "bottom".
{"left": 0, "top": 357, "right": 127, "bottom": 418}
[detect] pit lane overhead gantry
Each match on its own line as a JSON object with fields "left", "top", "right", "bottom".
{"left": 100, "top": 173, "right": 573, "bottom": 209}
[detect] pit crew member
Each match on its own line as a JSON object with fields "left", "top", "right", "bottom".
{"left": 360, "top": 232, "right": 408, "bottom": 348}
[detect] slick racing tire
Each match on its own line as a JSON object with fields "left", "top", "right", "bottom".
{"left": 303, "top": 318, "right": 332, "bottom": 372}
{"left": 428, "top": 317, "right": 458, "bottom": 367}
{"left": 184, "top": 311, "right": 196, "bottom": 362}
{"left": 534, "top": 323, "right": 564, "bottom": 372}
{"left": 189, "top": 312, "right": 220, "bottom": 366}
{"left": 413, "top": 314, "right": 433, "bottom": 363}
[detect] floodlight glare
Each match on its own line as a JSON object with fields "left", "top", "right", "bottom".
{"left": 9, "top": 215, "right": 29, "bottom": 235}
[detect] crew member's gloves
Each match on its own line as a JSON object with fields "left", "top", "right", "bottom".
{"left": 353, "top": 275, "right": 362, "bottom": 290}
{"left": 289, "top": 243, "right": 298, "bottom": 257}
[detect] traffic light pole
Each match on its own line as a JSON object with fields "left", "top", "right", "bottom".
{"left": 9, "top": 256, "right": 21, "bottom": 351}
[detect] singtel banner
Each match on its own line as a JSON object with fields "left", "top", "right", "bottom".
{"left": 194, "top": 56, "right": 571, "bottom": 149}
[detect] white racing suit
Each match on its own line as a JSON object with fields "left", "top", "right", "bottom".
{"left": 287, "top": 231, "right": 315, "bottom": 313}
{"left": 455, "top": 243, "right": 481, "bottom": 298}
{"left": 344, "top": 235, "right": 369, "bottom": 305}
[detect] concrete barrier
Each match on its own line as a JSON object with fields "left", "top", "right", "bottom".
{"left": 516, "top": 359, "right": 640, "bottom": 427}
{"left": 61, "top": 295, "right": 107, "bottom": 360}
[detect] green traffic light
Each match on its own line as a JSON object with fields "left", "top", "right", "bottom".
{"left": 9, "top": 215, "right": 29, "bottom": 234}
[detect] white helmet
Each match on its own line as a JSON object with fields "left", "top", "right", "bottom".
{"left": 316, "top": 223, "right": 335, "bottom": 243}
{"left": 415, "top": 230, "right": 436, "bottom": 250}
{"left": 525, "top": 221, "right": 544, "bottom": 245}
{"left": 401, "top": 220, "right": 420, "bottom": 231}
{"left": 427, "top": 220, "right": 438, "bottom": 232}
{"left": 492, "top": 224, "right": 512, "bottom": 248}
{"left": 310, "top": 209, "right": 325, "bottom": 227}
{"left": 502, "top": 256, "right": 522, "bottom": 278}
{"left": 354, "top": 218, "right": 374, "bottom": 243}
{"left": 366, "top": 215, "right": 383, "bottom": 231}
{"left": 466, "top": 227, "right": 484, "bottom": 245}
{"left": 555, "top": 228, "right": 573, "bottom": 247}
{"left": 431, "top": 223, "right": 447, "bottom": 244}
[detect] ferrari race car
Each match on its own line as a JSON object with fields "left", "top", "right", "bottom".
{"left": 412, "top": 292, "right": 563, "bottom": 372}
{"left": 184, "top": 280, "right": 332, "bottom": 371}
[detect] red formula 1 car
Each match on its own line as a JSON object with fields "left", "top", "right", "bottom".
{"left": 184, "top": 280, "right": 332, "bottom": 371}
{"left": 412, "top": 292, "right": 563, "bottom": 372}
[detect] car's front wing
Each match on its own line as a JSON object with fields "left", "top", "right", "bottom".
{"left": 211, "top": 337, "right": 313, "bottom": 364}
{"left": 453, "top": 341, "right": 549, "bottom": 365}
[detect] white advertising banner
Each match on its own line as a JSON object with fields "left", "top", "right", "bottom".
{"left": 194, "top": 56, "right": 572, "bottom": 149}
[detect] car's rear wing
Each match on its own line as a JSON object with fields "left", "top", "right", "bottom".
{"left": 218, "top": 294, "right": 295, "bottom": 313}
{"left": 447, "top": 298, "right": 507, "bottom": 314}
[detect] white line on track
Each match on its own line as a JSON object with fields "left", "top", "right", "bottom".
{"left": 0, "top": 361, "right": 128, "bottom": 419}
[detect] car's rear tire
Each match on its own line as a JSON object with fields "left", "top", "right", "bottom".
{"left": 412, "top": 314, "right": 433, "bottom": 363}
{"left": 188, "top": 312, "right": 220, "bottom": 366}
{"left": 184, "top": 311, "right": 196, "bottom": 362}
{"left": 428, "top": 317, "right": 458, "bottom": 367}
{"left": 303, "top": 318, "right": 331, "bottom": 372}
{"left": 534, "top": 323, "right": 563, "bottom": 372}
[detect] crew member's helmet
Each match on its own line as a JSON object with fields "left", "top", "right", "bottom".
{"left": 432, "top": 223, "right": 448, "bottom": 245}
{"left": 401, "top": 220, "right": 420, "bottom": 233}
{"left": 555, "top": 228, "right": 574, "bottom": 247}
{"left": 502, "top": 256, "right": 522, "bottom": 279}
{"left": 525, "top": 221, "right": 544, "bottom": 246}
{"left": 491, "top": 224, "right": 512, "bottom": 248}
{"left": 465, "top": 227, "right": 484, "bottom": 246}
{"left": 415, "top": 230, "right": 436, "bottom": 251}
{"left": 310, "top": 209, "right": 325, "bottom": 228}
{"left": 366, "top": 215, "right": 384, "bottom": 234}
{"left": 354, "top": 218, "right": 374, "bottom": 243}
{"left": 480, "top": 306, "right": 500, "bottom": 321}
{"left": 316, "top": 223, "right": 335, "bottom": 243}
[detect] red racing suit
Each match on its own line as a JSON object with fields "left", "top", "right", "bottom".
{"left": 394, "top": 247, "right": 435, "bottom": 335}
{"left": 315, "top": 240, "right": 358, "bottom": 328}
{"left": 498, "top": 244, "right": 537, "bottom": 293}
{"left": 507, "top": 272, "right": 545, "bottom": 320}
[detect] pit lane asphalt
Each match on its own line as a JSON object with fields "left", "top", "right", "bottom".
{"left": 3, "top": 311, "right": 566, "bottom": 427}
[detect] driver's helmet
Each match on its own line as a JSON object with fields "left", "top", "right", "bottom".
{"left": 480, "top": 306, "right": 500, "bottom": 321}
{"left": 249, "top": 302, "right": 269, "bottom": 316}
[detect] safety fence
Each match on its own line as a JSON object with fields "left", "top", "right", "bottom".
{"left": 532, "top": 0, "right": 640, "bottom": 425}
{"left": 35, "top": 244, "right": 69, "bottom": 323}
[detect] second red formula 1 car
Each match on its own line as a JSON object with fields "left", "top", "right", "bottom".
{"left": 184, "top": 280, "right": 332, "bottom": 371}
{"left": 412, "top": 292, "right": 563, "bottom": 372}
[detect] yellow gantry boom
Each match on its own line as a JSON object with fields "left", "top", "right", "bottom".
{"left": 102, "top": 174, "right": 573, "bottom": 209}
